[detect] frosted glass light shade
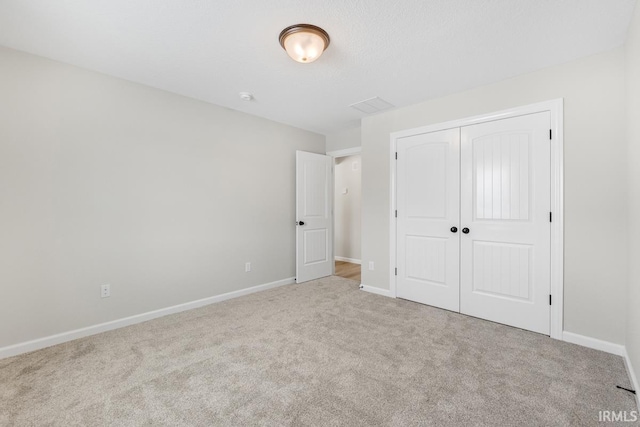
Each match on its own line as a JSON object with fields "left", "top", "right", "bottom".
{"left": 279, "top": 24, "right": 330, "bottom": 63}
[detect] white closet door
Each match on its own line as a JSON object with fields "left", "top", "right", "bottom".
{"left": 460, "top": 112, "right": 551, "bottom": 334}
{"left": 396, "top": 129, "right": 460, "bottom": 312}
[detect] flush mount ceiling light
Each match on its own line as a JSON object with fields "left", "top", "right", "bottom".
{"left": 278, "top": 24, "right": 330, "bottom": 63}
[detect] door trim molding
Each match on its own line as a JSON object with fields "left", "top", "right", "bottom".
{"left": 389, "top": 99, "right": 564, "bottom": 339}
{"left": 326, "top": 147, "right": 362, "bottom": 158}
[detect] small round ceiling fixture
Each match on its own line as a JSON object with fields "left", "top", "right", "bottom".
{"left": 239, "top": 92, "right": 253, "bottom": 101}
{"left": 279, "top": 24, "right": 330, "bottom": 64}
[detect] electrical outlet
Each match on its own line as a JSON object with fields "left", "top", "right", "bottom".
{"left": 101, "top": 284, "right": 111, "bottom": 298}
{"left": 368, "top": 261, "right": 374, "bottom": 271}
{"left": 245, "top": 262, "right": 251, "bottom": 272}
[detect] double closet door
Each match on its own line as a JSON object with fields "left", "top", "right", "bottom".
{"left": 396, "top": 112, "right": 551, "bottom": 335}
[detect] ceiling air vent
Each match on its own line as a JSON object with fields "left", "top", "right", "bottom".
{"left": 349, "top": 97, "right": 395, "bottom": 114}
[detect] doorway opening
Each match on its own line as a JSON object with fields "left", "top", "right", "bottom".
{"left": 331, "top": 150, "right": 362, "bottom": 283}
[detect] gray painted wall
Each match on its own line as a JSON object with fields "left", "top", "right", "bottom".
{"left": 361, "top": 48, "right": 628, "bottom": 345}
{"left": 326, "top": 126, "right": 361, "bottom": 152}
{"left": 0, "top": 46, "right": 325, "bottom": 348}
{"left": 625, "top": 2, "right": 640, "bottom": 394}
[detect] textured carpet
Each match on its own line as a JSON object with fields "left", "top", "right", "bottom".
{"left": 0, "top": 276, "right": 637, "bottom": 426}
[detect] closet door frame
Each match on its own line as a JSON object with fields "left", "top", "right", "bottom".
{"left": 389, "top": 99, "right": 564, "bottom": 340}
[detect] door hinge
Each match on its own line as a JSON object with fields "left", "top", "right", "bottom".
{"left": 395, "top": 210, "right": 397, "bottom": 218}
{"left": 395, "top": 268, "right": 398, "bottom": 276}
{"left": 549, "top": 129, "right": 552, "bottom": 140}
{"left": 395, "top": 152, "right": 398, "bottom": 160}
{"left": 549, "top": 212, "right": 552, "bottom": 222}
{"left": 549, "top": 294, "right": 552, "bottom": 305}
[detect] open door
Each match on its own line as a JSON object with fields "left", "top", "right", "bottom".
{"left": 296, "top": 151, "right": 333, "bottom": 283}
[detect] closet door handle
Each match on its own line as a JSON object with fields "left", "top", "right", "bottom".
{"left": 462, "top": 227, "right": 470, "bottom": 234}
{"left": 450, "top": 227, "right": 458, "bottom": 233}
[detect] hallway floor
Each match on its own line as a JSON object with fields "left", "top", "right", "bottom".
{"left": 335, "top": 261, "right": 360, "bottom": 282}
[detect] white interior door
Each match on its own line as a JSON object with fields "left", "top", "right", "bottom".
{"left": 296, "top": 151, "right": 333, "bottom": 283}
{"left": 396, "top": 129, "right": 460, "bottom": 311}
{"left": 460, "top": 112, "right": 551, "bottom": 334}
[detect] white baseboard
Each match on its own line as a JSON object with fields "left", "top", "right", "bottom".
{"left": 622, "top": 349, "right": 640, "bottom": 410}
{"left": 334, "top": 256, "right": 361, "bottom": 265}
{"left": 561, "top": 331, "right": 638, "bottom": 404}
{"left": 548, "top": 332, "right": 640, "bottom": 407}
{"left": 562, "top": 331, "right": 626, "bottom": 356}
{"left": 359, "top": 284, "right": 394, "bottom": 298}
{"left": 0, "top": 277, "right": 295, "bottom": 360}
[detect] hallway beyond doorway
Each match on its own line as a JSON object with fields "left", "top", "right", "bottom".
{"left": 335, "top": 261, "right": 360, "bottom": 282}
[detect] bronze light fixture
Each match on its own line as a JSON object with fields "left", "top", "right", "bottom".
{"left": 279, "top": 24, "right": 330, "bottom": 63}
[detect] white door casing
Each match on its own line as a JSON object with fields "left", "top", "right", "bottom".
{"left": 459, "top": 112, "right": 551, "bottom": 334}
{"left": 296, "top": 151, "right": 333, "bottom": 283}
{"left": 396, "top": 129, "right": 461, "bottom": 311}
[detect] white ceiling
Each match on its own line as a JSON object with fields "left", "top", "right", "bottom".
{"left": 0, "top": 0, "right": 636, "bottom": 134}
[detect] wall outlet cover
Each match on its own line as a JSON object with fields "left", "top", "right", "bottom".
{"left": 101, "top": 284, "right": 111, "bottom": 298}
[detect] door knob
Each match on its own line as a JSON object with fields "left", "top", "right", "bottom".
{"left": 297, "top": 221, "right": 305, "bottom": 226}
{"left": 450, "top": 227, "right": 458, "bottom": 233}
{"left": 462, "top": 227, "right": 470, "bottom": 234}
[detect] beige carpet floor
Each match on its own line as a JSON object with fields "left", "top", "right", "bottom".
{"left": 0, "top": 276, "right": 637, "bottom": 426}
